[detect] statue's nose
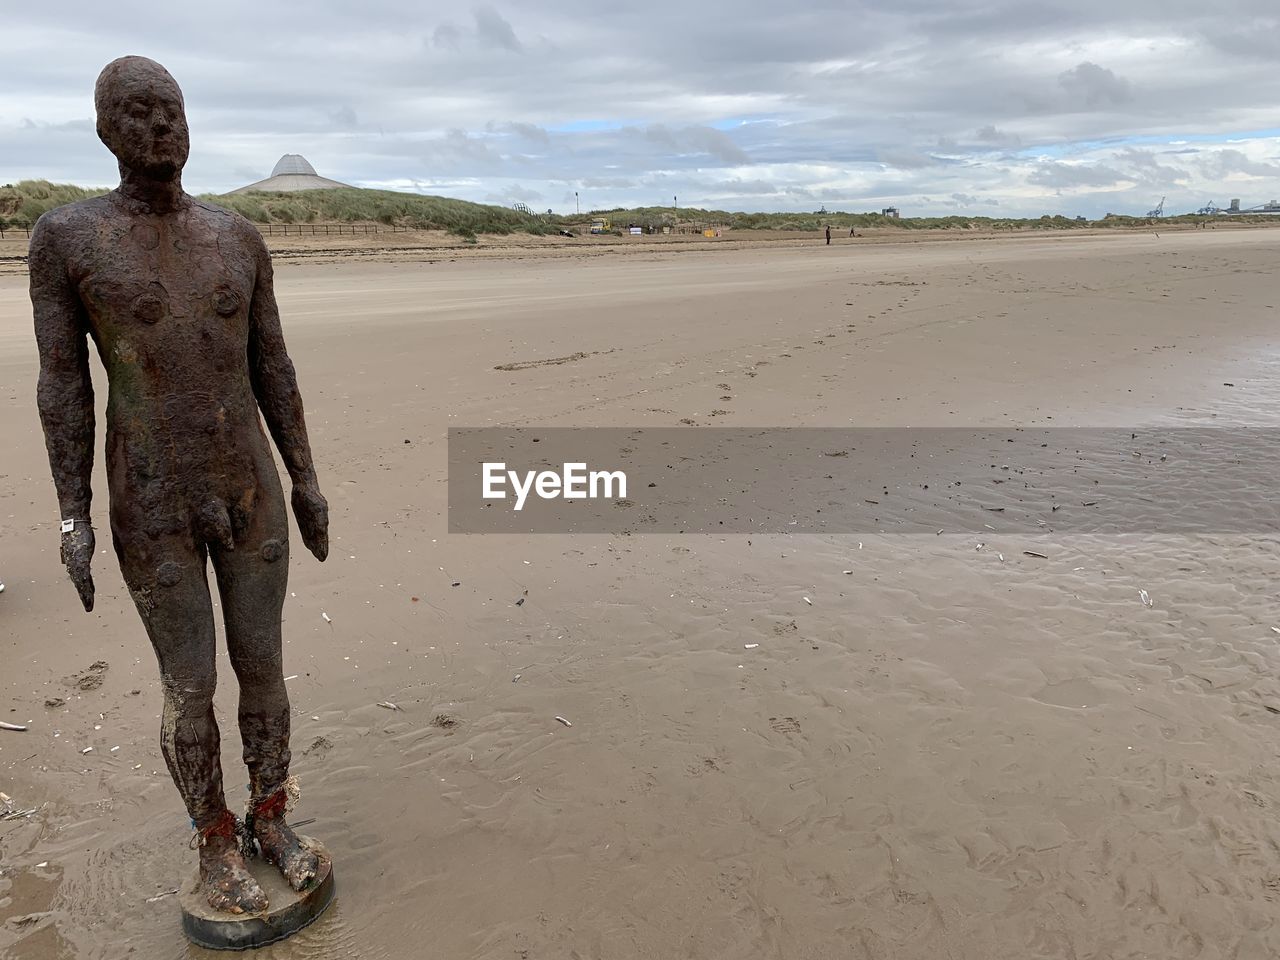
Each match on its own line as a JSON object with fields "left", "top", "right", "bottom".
{"left": 151, "top": 109, "right": 171, "bottom": 134}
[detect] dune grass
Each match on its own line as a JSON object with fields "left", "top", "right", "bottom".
{"left": 200, "top": 187, "right": 553, "bottom": 236}
{"left": 0, "top": 181, "right": 109, "bottom": 225}
{"left": 0, "top": 181, "right": 553, "bottom": 237}
{"left": 3, "top": 180, "right": 1266, "bottom": 235}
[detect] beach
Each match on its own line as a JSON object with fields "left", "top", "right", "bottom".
{"left": 3, "top": 227, "right": 1280, "bottom": 959}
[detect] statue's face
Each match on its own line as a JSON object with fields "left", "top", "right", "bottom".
{"left": 97, "top": 65, "right": 190, "bottom": 180}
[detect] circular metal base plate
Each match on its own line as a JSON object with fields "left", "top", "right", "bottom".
{"left": 179, "top": 838, "right": 334, "bottom": 951}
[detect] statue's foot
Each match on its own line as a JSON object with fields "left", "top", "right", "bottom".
{"left": 254, "top": 815, "right": 318, "bottom": 891}
{"left": 199, "top": 834, "right": 269, "bottom": 915}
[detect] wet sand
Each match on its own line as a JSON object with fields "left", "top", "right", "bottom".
{"left": 3, "top": 229, "right": 1280, "bottom": 959}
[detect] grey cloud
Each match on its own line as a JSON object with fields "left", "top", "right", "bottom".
{"left": 1027, "top": 162, "right": 1129, "bottom": 188}
{"left": 1203, "top": 18, "right": 1280, "bottom": 60}
{"left": 328, "top": 105, "right": 358, "bottom": 128}
{"left": 1199, "top": 147, "right": 1280, "bottom": 178}
{"left": 1115, "top": 147, "right": 1188, "bottom": 184}
{"left": 974, "top": 125, "right": 1021, "bottom": 147}
{"left": 418, "top": 129, "right": 504, "bottom": 175}
{"left": 877, "top": 148, "right": 947, "bottom": 170}
{"left": 498, "top": 121, "right": 550, "bottom": 144}
{"left": 1058, "top": 62, "right": 1133, "bottom": 107}
{"left": 474, "top": 6, "right": 523, "bottom": 52}
{"left": 432, "top": 22, "right": 462, "bottom": 49}
{"left": 640, "top": 125, "right": 748, "bottom": 164}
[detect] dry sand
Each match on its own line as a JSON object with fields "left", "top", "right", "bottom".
{"left": 2, "top": 229, "right": 1280, "bottom": 958}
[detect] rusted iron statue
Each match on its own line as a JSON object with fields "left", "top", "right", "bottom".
{"left": 29, "top": 56, "right": 329, "bottom": 915}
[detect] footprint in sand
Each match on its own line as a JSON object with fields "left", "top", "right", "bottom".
{"left": 769, "top": 716, "right": 802, "bottom": 735}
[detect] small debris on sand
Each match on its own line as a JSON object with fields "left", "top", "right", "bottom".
{"left": 554, "top": 716, "right": 573, "bottom": 727}
{"left": 376, "top": 700, "right": 401, "bottom": 711}
{"left": 1, "top": 721, "right": 28, "bottom": 732}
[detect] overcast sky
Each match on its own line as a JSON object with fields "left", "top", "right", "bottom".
{"left": 3, "top": 1, "right": 1279, "bottom": 217}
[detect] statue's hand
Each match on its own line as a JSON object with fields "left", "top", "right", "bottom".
{"left": 291, "top": 482, "right": 329, "bottom": 562}
{"left": 60, "top": 523, "right": 95, "bottom": 612}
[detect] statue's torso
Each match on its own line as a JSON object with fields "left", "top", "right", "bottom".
{"left": 60, "top": 194, "right": 278, "bottom": 514}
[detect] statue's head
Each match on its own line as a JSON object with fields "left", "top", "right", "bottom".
{"left": 95, "top": 56, "right": 189, "bottom": 180}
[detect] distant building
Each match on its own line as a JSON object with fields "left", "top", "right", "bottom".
{"left": 229, "top": 155, "right": 351, "bottom": 194}
{"left": 881, "top": 206, "right": 900, "bottom": 219}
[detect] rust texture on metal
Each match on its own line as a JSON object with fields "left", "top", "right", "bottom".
{"left": 29, "top": 56, "right": 329, "bottom": 917}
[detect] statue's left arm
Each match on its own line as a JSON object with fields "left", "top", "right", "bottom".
{"left": 247, "top": 229, "right": 329, "bottom": 562}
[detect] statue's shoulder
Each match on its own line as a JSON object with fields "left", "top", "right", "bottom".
{"left": 190, "top": 198, "right": 263, "bottom": 243}
{"left": 31, "top": 194, "right": 115, "bottom": 247}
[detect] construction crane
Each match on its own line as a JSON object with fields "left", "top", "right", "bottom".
{"left": 1196, "top": 201, "right": 1221, "bottom": 215}
{"left": 1146, "top": 196, "right": 1166, "bottom": 217}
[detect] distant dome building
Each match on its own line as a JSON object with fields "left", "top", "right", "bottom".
{"left": 229, "top": 154, "right": 351, "bottom": 193}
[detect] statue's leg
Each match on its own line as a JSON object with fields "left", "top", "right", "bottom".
{"left": 211, "top": 492, "right": 319, "bottom": 891}
{"left": 118, "top": 534, "right": 268, "bottom": 914}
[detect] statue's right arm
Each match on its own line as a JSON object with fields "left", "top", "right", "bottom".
{"left": 30, "top": 215, "right": 97, "bottom": 611}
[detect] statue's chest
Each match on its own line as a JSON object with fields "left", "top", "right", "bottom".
{"left": 77, "top": 216, "right": 255, "bottom": 336}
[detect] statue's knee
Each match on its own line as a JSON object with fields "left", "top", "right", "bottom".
{"left": 233, "top": 652, "right": 285, "bottom": 690}
{"left": 159, "top": 672, "right": 216, "bottom": 710}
